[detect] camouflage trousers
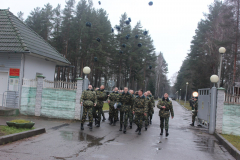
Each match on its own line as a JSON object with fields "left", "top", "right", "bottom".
{"left": 144, "top": 110, "right": 153, "bottom": 125}
{"left": 109, "top": 104, "right": 118, "bottom": 121}
{"left": 192, "top": 112, "right": 197, "bottom": 123}
{"left": 160, "top": 116, "right": 169, "bottom": 129}
{"left": 134, "top": 112, "right": 145, "bottom": 128}
{"left": 120, "top": 105, "right": 130, "bottom": 126}
{"left": 92, "top": 106, "right": 102, "bottom": 122}
{"left": 129, "top": 107, "right": 133, "bottom": 123}
{"left": 81, "top": 107, "right": 93, "bottom": 123}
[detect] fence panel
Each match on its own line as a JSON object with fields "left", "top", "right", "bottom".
{"left": 43, "top": 80, "right": 77, "bottom": 90}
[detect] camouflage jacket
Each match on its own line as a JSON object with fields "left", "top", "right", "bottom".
{"left": 108, "top": 91, "right": 120, "bottom": 107}
{"left": 96, "top": 89, "right": 107, "bottom": 108}
{"left": 133, "top": 95, "right": 148, "bottom": 113}
{"left": 119, "top": 91, "right": 133, "bottom": 111}
{"left": 146, "top": 97, "right": 153, "bottom": 112}
{"left": 157, "top": 98, "right": 174, "bottom": 118}
{"left": 80, "top": 89, "right": 97, "bottom": 107}
{"left": 148, "top": 95, "right": 155, "bottom": 107}
{"left": 193, "top": 100, "right": 198, "bottom": 111}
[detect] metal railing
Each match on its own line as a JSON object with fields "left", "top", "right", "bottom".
{"left": 43, "top": 80, "right": 77, "bottom": 90}
{"left": 2, "top": 91, "right": 18, "bottom": 108}
{"left": 224, "top": 94, "right": 240, "bottom": 105}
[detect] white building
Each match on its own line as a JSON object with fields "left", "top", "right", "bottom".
{"left": 0, "top": 9, "right": 70, "bottom": 108}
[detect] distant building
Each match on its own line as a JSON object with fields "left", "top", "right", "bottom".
{"left": 0, "top": 9, "right": 70, "bottom": 107}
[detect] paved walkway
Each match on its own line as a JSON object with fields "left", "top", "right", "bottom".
{"left": 0, "top": 101, "right": 234, "bottom": 160}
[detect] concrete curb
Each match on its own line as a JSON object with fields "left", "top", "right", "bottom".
{"left": 214, "top": 132, "right": 240, "bottom": 160}
{"left": 0, "top": 128, "right": 46, "bottom": 145}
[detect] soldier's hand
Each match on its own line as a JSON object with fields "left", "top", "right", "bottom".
{"left": 80, "top": 102, "right": 83, "bottom": 105}
{"left": 94, "top": 103, "right": 96, "bottom": 106}
{"left": 108, "top": 100, "right": 110, "bottom": 103}
{"left": 144, "top": 113, "right": 147, "bottom": 116}
{"left": 162, "top": 106, "right": 166, "bottom": 109}
{"left": 133, "top": 111, "right": 135, "bottom": 114}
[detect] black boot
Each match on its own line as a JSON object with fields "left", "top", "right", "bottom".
{"left": 113, "top": 120, "right": 117, "bottom": 126}
{"left": 89, "top": 123, "right": 92, "bottom": 130}
{"left": 190, "top": 122, "right": 194, "bottom": 126}
{"left": 138, "top": 128, "right": 142, "bottom": 135}
{"left": 123, "top": 125, "right": 127, "bottom": 134}
{"left": 150, "top": 119, "right": 152, "bottom": 124}
{"left": 160, "top": 129, "right": 163, "bottom": 135}
{"left": 145, "top": 124, "right": 148, "bottom": 131}
{"left": 119, "top": 124, "right": 122, "bottom": 131}
{"left": 109, "top": 118, "right": 113, "bottom": 125}
{"left": 81, "top": 123, "right": 84, "bottom": 130}
{"left": 129, "top": 122, "right": 132, "bottom": 129}
{"left": 166, "top": 129, "right": 169, "bottom": 137}
{"left": 96, "top": 121, "right": 100, "bottom": 127}
{"left": 135, "top": 125, "right": 139, "bottom": 132}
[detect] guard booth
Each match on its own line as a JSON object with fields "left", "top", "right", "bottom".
{"left": 196, "top": 88, "right": 211, "bottom": 128}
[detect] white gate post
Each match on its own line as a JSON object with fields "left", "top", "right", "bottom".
{"left": 35, "top": 75, "right": 45, "bottom": 116}
{"left": 75, "top": 78, "right": 83, "bottom": 120}
{"left": 216, "top": 87, "right": 225, "bottom": 133}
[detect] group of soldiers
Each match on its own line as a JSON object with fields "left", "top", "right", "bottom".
{"left": 80, "top": 84, "right": 174, "bottom": 136}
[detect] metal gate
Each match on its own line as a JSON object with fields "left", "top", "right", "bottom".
{"left": 2, "top": 91, "right": 18, "bottom": 108}
{"left": 197, "top": 88, "right": 211, "bottom": 128}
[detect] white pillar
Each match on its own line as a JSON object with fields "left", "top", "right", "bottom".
{"left": 216, "top": 87, "right": 225, "bottom": 133}
{"left": 75, "top": 78, "right": 83, "bottom": 120}
{"left": 35, "top": 75, "right": 45, "bottom": 116}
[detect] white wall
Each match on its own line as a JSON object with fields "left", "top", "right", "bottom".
{"left": 24, "top": 55, "right": 56, "bottom": 81}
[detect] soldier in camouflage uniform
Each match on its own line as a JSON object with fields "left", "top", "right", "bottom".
{"left": 80, "top": 85, "right": 97, "bottom": 130}
{"left": 189, "top": 97, "right": 195, "bottom": 110}
{"left": 119, "top": 87, "right": 133, "bottom": 134}
{"left": 190, "top": 97, "right": 198, "bottom": 126}
{"left": 143, "top": 92, "right": 153, "bottom": 131}
{"left": 147, "top": 91, "right": 155, "bottom": 124}
{"left": 108, "top": 87, "right": 120, "bottom": 126}
{"left": 133, "top": 89, "right": 148, "bottom": 135}
{"left": 128, "top": 90, "right": 134, "bottom": 129}
{"left": 157, "top": 93, "right": 174, "bottom": 137}
{"left": 93, "top": 85, "right": 107, "bottom": 127}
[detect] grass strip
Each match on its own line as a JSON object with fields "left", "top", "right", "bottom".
{"left": 0, "top": 126, "right": 34, "bottom": 137}
{"left": 221, "top": 134, "right": 240, "bottom": 151}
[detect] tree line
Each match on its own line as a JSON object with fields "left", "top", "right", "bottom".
{"left": 174, "top": 0, "right": 240, "bottom": 99}
{"left": 17, "top": 0, "right": 170, "bottom": 96}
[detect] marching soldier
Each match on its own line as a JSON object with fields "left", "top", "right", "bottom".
{"left": 93, "top": 85, "right": 107, "bottom": 127}
{"left": 190, "top": 97, "right": 198, "bottom": 126}
{"left": 80, "top": 85, "right": 97, "bottom": 130}
{"left": 144, "top": 92, "right": 153, "bottom": 131}
{"left": 133, "top": 89, "right": 148, "bottom": 135}
{"left": 108, "top": 87, "right": 120, "bottom": 126}
{"left": 119, "top": 87, "right": 133, "bottom": 134}
{"left": 147, "top": 91, "right": 155, "bottom": 124}
{"left": 129, "top": 90, "right": 134, "bottom": 129}
{"left": 157, "top": 93, "right": 174, "bottom": 137}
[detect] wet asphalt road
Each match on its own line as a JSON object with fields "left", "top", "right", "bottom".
{"left": 0, "top": 101, "right": 235, "bottom": 160}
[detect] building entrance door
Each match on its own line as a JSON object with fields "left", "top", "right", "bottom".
{"left": 0, "top": 72, "right": 8, "bottom": 106}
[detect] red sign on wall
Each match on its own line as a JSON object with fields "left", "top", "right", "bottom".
{"left": 9, "top": 68, "right": 20, "bottom": 77}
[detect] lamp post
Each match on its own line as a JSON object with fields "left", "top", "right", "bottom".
{"left": 83, "top": 66, "right": 91, "bottom": 91}
{"left": 180, "top": 89, "right": 181, "bottom": 101}
{"left": 184, "top": 82, "right": 189, "bottom": 105}
{"left": 218, "top": 47, "right": 226, "bottom": 88}
{"left": 209, "top": 74, "right": 219, "bottom": 134}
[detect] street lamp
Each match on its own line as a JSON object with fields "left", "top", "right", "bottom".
{"left": 83, "top": 66, "right": 91, "bottom": 91}
{"left": 218, "top": 47, "right": 226, "bottom": 88}
{"left": 209, "top": 74, "right": 219, "bottom": 134}
{"left": 184, "top": 82, "right": 189, "bottom": 105}
{"left": 180, "top": 89, "right": 181, "bottom": 101}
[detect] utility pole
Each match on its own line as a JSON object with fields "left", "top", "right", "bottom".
{"left": 233, "top": 0, "right": 239, "bottom": 85}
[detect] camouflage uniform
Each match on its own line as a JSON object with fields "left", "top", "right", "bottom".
{"left": 119, "top": 92, "right": 133, "bottom": 127}
{"left": 145, "top": 96, "right": 153, "bottom": 126}
{"left": 148, "top": 95, "right": 155, "bottom": 122}
{"left": 128, "top": 94, "right": 135, "bottom": 126}
{"left": 189, "top": 99, "right": 194, "bottom": 110}
{"left": 108, "top": 91, "right": 120, "bottom": 123}
{"left": 157, "top": 98, "right": 174, "bottom": 130}
{"left": 133, "top": 95, "right": 148, "bottom": 129}
{"left": 192, "top": 100, "right": 198, "bottom": 123}
{"left": 80, "top": 89, "right": 97, "bottom": 124}
{"left": 93, "top": 89, "right": 107, "bottom": 125}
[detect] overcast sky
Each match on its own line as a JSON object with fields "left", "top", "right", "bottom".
{"left": 2, "top": 0, "right": 214, "bottom": 82}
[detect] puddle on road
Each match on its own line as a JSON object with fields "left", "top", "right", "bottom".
{"left": 193, "top": 138, "right": 217, "bottom": 153}
{"left": 60, "top": 131, "right": 104, "bottom": 148}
